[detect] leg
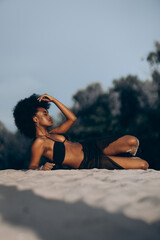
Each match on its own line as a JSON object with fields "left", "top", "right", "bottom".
{"left": 107, "top": 156, "right": 149, "bottom": 170}
{"left": 103, "top": 135, "right": 139, "bottom": 156}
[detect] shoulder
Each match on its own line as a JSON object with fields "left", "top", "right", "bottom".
{"left": 31, "top": 137, "right": 45, "bottom": 151}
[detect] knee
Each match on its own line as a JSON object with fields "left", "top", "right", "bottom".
{"left": 124, "top": 135, "right": 139, "bottom": 148}
{"left": 140, "top": 160, "right": 149, "bottom": 170}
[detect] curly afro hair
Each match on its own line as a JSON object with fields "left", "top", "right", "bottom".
{"left": 13, "top": 94, "right": 51, "bottom": 138}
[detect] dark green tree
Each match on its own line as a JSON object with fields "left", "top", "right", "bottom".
{"left": 0, "top": 121, "right": 32, "bottom": 170}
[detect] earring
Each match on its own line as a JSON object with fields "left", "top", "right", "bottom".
{"left": 36, "top": 122, "right": 39, "bottom": 127}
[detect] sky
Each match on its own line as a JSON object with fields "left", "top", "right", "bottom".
{"left": 0, "top": 0, "right": 160, "bottom": 132}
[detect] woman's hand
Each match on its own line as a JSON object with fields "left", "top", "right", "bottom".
{"left": 42, "top": 162, "right": 55, "bottom": 171}
{"left": 37, "top": 94, "right": 53, "bottom": 102}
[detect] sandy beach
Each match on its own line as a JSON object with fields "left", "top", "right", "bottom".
{"left": 0, "top": 168, "right": 160, "bottom": 240}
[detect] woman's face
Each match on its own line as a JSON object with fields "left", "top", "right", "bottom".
{"left": 35, "top": 107, "right": 53, "bottom": 127}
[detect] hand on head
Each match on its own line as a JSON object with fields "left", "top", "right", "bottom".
{"left": 37, "top": 94, "right": 52, "bottom": 102}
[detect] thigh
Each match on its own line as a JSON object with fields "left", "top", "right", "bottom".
{"left": 102, "top": 135, "right": 132, "bottom": 155}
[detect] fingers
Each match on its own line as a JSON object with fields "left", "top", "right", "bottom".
{"left": 43, "top": 162, "right": 55, "bottom": 171}
{"left": 37, "top": 94, "right": 50, "bottom": 102}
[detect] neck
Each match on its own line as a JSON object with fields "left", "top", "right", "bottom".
{"left": 35, "top": 126, "right": 49, "bottom": 137}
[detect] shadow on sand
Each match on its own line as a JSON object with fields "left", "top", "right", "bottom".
{"left": 0, "top": 184, "right": 159, "bottom": 240}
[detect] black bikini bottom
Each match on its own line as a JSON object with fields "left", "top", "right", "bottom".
{"left": 78, "top": 137, "right": 126, "bottom": 170}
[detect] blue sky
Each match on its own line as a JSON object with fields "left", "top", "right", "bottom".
{"left": 0, "top": 0, "right": 160, "bottom": 132}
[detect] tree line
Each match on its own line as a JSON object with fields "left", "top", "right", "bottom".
{"left": 0, "top": 42, "right": 160, "bottom": 170}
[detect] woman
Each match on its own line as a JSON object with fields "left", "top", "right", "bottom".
{"left": 13, "top": 93, "right": 149, "bottom": 171}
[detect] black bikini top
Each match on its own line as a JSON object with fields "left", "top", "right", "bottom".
{"left": 36, "top": 134, "right": 66, "bottom": 165}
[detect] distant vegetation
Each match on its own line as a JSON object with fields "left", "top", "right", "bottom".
{"left": 0, "top": 42, "right": 160, "bottom": 170}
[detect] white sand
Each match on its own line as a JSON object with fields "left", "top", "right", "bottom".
{"left": 0, "top": 168, "right": 160, "bottom": 240}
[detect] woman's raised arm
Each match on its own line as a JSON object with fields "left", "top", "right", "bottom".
{"left": 38, "top": 94, "right": 77, "bottom": 134}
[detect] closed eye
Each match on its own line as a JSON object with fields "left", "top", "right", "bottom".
{"left": 43, "top": 110, "right": 49, "bottom": 116}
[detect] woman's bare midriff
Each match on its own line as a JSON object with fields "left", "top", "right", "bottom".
{"left": 41, "top": 137, "right": 84, "bottom": 169}
{"left": 63, "top": 140, "right": 84, "bottom": 168}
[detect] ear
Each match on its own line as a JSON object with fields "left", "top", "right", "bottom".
{"left": 33, "top": 116, "right": 38, "bottom": 123}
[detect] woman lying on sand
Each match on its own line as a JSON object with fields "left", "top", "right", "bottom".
{"left": 13, "top": 94, "right": 149, "bottom": 171}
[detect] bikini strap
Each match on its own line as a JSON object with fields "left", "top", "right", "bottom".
{"left": 46, "top": 135, "right": 66, "bottom": 143}
{"left": 36, "top": 135, "right": 66, "bottom": 143}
